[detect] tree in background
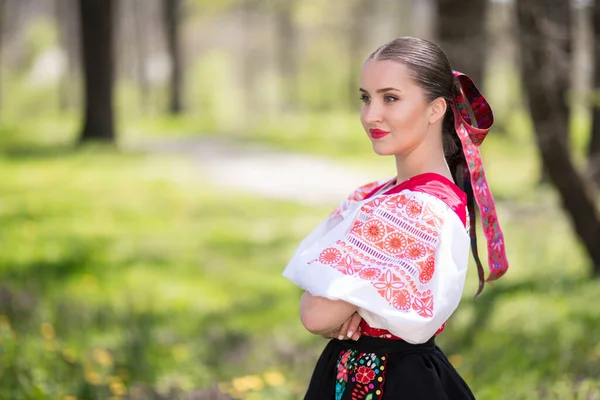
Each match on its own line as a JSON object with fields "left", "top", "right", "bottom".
{"left": 132, "top": 0, "right": 151, "bottom": 114}
{"left": 436, "top": 0, "right": 488, "bottom": 86}
{"left": 55, "top": 0, "right": 79, "bottom": 112}
{"left": 347, "top": 0, "right": 371, "bottom": 110}
{"left": 516, "top": 0, "right": 600, "bottom": 275}
{"left": 273, "top": 0, "right": 297, "bottom": 111}
{"left": 163, "top": 0, "right": 184, "bottom": 114}
{"left": 589, "top": 0, "right": 600, "bottom": 186}
{"left": 0, "top": 0, "right": 5, "bottom": 113}
{"left": 78, "top": 0, "right": 116, "bottom": 143}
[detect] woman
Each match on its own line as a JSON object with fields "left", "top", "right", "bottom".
{"left": 283, "top": 37, "right": 509, "bottom": 399}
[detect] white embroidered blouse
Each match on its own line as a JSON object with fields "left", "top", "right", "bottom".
{"left": 283, "top": 173, "right": 470, "bottom": 344}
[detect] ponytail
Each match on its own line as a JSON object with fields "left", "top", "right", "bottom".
{"left": 442, "top": 106, "right": 486, "bottom": 298}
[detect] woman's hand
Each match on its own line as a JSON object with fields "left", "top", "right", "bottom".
{"left": 321, "top": 312, "right": 362, "bottom": 341}
{"left": 300, "top": 292, "right": 358, "bottom": 335}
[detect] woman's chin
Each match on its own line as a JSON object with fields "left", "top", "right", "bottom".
{"left": 371, "top": 143, "right": 396, "bottom": 156}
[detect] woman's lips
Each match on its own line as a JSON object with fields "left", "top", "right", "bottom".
{"left": 369, "top": 128, "right": 390, "bottom": 139}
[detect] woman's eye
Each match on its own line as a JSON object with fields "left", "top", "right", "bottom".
{"left": 359, "top": 94, "right": 370, "bottom": 103}
{"left": 384, "top": 95, "right": 398, "bottom": 103}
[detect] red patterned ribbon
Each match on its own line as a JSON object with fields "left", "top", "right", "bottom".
{"left": 449, "top": 70, "right": 509, "bottom": 290}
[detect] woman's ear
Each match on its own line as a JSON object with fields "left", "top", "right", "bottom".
{"left": 429, "top": 97, "right": 447, "bottom": 125}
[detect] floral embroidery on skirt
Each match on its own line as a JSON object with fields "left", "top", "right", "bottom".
{"left": 335, "top": 349, "right": 387, "bottom": 400}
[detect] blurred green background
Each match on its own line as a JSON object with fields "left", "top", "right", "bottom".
{"left": 1, "top": 0, "right": 600, "bottom": 399}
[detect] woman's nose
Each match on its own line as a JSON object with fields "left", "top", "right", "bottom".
{"left": 363, "top": 104, "right": 383, "bottom": 124}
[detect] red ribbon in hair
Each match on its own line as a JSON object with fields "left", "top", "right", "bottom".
{"left": 449, "top": 70, "right": 509, "bottom": 296}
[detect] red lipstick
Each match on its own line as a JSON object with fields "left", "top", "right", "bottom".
{"left": 369, "top": 128, "right": 390, "bottom": 139}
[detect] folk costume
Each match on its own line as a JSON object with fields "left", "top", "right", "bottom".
{"left": 283, "top": 71, "right": 509, "bottom": 400}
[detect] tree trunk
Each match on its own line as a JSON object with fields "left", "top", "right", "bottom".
{"left": 274, "top": 0, "right": 297, "bottom": 111}
{"left": 56, "top": 0, "right": 79, "bottom": 112}
{"left": 241, "top": 0, "right": 262, "bottom": 122}
{"left": 0, "top": 0, "right": 5, "bottom": 114}
{"left": 516, "top": 0, "right": 600, "bottom": 275}
{"left": 589, "top": 0, "right": 600, "bottom": 187}
{"left": 436, "top": 0, "right": 488, "bottom": 86}
{"left": 132, "top": 0, "right": 150, "bottom": 114}
{"left": 411, "top": 0, "right": 436, "bottom": 41}
{"left": 78, "top": 0, "right": 115, "bottom": 143}
{"left": 163, "top": 0, "right": 183, "bottom": 114}
{"left": 347, "top": 0, "right": 371, "bottom": 109}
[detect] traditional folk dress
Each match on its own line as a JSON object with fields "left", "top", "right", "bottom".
{"left": 283, "top": 71, "right": 509, "bottom": 400}
{"left": 284, "top": 173, "right": 475, "bottom": 399}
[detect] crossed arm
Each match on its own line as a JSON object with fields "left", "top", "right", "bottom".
{"left": 300, "top": 291, "right": 362, "bottom": 340}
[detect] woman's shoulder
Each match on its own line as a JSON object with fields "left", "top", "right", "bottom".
{"left": 348, "top": 178, "right": 394, "bottom": 202}
{"left": 381, "top": 173, "right": 468, "bottom": 228}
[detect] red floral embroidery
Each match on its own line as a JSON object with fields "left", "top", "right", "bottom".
{"left": 363, "top": 220, "right": 385, "bottom": 242}
{"left": 337, "top": 362, "right": 350, "bottom": 382}
{"left": 485, "top": 220, "right": 496, "bottom": 241}
{"left": 405, "top": 243, "right": 427, "bottom": 260}
{"left": 392, "top": 289, "right": 412, "bottom": 310}
{"left": 373, "top": 270, "right": 405, "bottom": 302}
{"left": 451, "top": 74, "right": 509, "bottom": 281}
{"left": 319, "top": 248, "right": 342, "bottom": 264}
{"left": 359, "top": 268, "right": 380, "bottom": 281}
{"left": 383, "top": 193, "right": 409, "bottom": 209}
{"left": 315, "top": 192, "right": 445, "bottom": 319}
{"left": 412, "top": 296, "right": 434, "bottom": 318}
{"left": 419, "top": 256, "right": 436, "bottom": 283}
{"left": 383, "top": 232, "right": 407, "bottom": 254}
{"left": 355, "top": 366, "right": 376, "bottom": 384}
{"left": 339, "top": 255, "right": 364, "bottom": 275}
{"left": 336, "top": 351, "right": 386, "bottom": 399}
{"left": 405, "top": 199, "right": 423, "bottom": 218}
{"left": 421, "top": 202, "right": 445, "bottom": 229}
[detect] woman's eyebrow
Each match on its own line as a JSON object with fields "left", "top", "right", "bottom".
{"left": 359, "top": 87, "right": 402, "bottom": 94}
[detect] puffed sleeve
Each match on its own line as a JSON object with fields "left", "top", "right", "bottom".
{"left": 283, "top": 189, "right": 470, "bottom": 344}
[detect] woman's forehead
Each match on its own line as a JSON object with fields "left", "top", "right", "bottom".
{"left": 360, "top": 60, "right": 416, "bottom": 90}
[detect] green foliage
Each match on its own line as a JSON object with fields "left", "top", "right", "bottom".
{"left": 2, "top": 10, "right": 600, "bottom": 400}
{"left": 1, "top": 129, "right": 599, "bottom": 398}
{"left": 0, "top": 149, "right": 326, "bottom": 399}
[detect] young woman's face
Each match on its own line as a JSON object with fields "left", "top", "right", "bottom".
{"left": 359, "top": 60, "right": 434, "bottom": 156}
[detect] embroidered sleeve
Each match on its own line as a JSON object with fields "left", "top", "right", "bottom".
{"left": 284, "top": 190, "right": 470, "bottom": 344}
{"left": 330, "top": 179, "right": 389, "bottom": 216}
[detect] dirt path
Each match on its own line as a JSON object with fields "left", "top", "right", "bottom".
{"left": 128, "top": 137, "right": 383, "bottom": 206}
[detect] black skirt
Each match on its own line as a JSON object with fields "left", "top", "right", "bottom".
{"left": 304, "top": 336, "right": 476, "bottom": 400}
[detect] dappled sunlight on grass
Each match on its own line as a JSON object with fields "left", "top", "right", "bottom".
{"left": 0, "top": 149, "right": 328, "bottom": 398}
{"left": 1, "top": 98, "right": 600, "bottom": 397}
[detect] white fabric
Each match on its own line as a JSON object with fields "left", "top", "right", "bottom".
{"left": 283, "top": 189, "right": 470, "bottom": 344}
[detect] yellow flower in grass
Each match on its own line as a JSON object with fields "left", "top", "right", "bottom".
{"left": 263, "top": 370, "right": 286, "bottom": 387}
{"left": 41, "top": 322, "right": 55, "bottom": 340}
{"left": 109, "top": 381, "right": 127, "bottom": 396}
{"left": 93, "top": 348, "right": 114, "bottom": 367}
{"left": 231, "top": 375, "right": 264, "bottom": 392}
{"left": 448, "top": 354, "right": 464, "bottom": 369}
{"left": 85, "top": 370, "right": 102, "bottom": 386}
{"left": 62, "top": 348, "right": 77, "bottom": 363}
{"left": 44, "top": 340, "right": 57, "bottom": 352}
{"left": 0, "top": 315, "right": 11, "bottom": 331}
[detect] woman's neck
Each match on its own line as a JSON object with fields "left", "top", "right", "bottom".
{"left": 393, "top": 140, "right": 451, "bottom": 184}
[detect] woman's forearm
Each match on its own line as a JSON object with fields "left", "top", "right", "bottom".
{"left": 300, "top": 291, "right": 358, "bottom": 335}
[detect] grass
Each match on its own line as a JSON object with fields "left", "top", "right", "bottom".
{"left": 0, "top": 148, "right": 330, "bottom": 399}
{"left": 1, "top": 132, "right": 600, "bottom": 399}
{"left": 2, "top": 48, "right": 600, "bottom": 398}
